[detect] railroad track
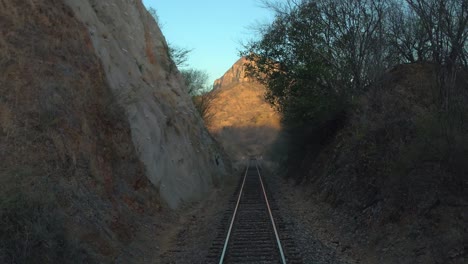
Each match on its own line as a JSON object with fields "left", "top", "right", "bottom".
{"left": 207, "top": 158, "right": 302, "bottom": 263}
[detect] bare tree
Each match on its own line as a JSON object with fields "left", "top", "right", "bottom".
{"left": 316, "top": 0, "right": 389, "bottom": 92}
{"left": 406, "top": 0, "right": 468, "bottom": 67}
{"left": 192, "top": 89, "right": 219, "bottom": 126}
{"left": 169, "top": 45, "right": 192, "bottom": 68}
{"left": 386, "top": 1, "right": 431, "bottom": 63}
{"left": 401, "top": 0, "right": 468, "bottom": 152}
{"left": 180, "top": 69, "right": 210, "bottom": 95}
{"left": 147, "top": 7, "right": 160, "bottom": 26}
{"left": 179, "top": 68, "right": 217, "bottom": 124}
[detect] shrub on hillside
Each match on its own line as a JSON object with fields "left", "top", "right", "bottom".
{"left": 0, "top": 174, "right": 88, "bottom": 263}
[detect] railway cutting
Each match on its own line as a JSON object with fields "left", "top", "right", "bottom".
{"left": 207, "top": 158, "right": 302, "bottom": 264}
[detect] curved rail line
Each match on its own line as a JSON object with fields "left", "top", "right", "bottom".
{"left": 211, "top": 158, "right": 297, "bottom": 263}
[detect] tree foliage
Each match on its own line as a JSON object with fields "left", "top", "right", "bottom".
{"left": 180, "top": 69, "right": 210, "bottom": 95}
{"left": 243, "top": 0, "right": 468, "bottom": 127}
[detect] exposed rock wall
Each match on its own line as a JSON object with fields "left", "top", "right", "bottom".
{"left": 213, "top": 57, "right": 253, "bottom": 90}
{"left": 0, "top": 0, "right": 229, "bottom": 261}
{"left": 63, "top": 0, "right": 228, "bottom": 208}
{"left": 0, "top": 0, "right": 165, "bottom": 261}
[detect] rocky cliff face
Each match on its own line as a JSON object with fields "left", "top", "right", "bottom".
{"left": 0, "top": 0, "right": 228, "bottom": 262}
{"left": 213, "top": 57, "right": 253, "bottom": 90}
{"left": 208, "top": 57, "right": 281, "bottom": 163}
{"left": 63, "top": 0, "right": 228, "bottom": 208}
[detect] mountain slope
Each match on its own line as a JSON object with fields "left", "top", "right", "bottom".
{"left": 64, "top": 0, "right": 228, "bottom": 208}
{"left": 207, "top": 57, "right": 281, "bottom": 162}
{"left": 0, "top": 0, "right": 229, "bottom": 262}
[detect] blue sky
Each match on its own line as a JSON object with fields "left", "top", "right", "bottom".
{"left": 142, "top": 0, "right": 273, "bottom": 85}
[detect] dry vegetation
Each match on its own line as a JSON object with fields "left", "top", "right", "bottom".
{"left": 0, "top": 0, "right": 161, "bottom": 262}
{"left": 206, "top": 71, "right": 281, "bottom": 163}
{"left": 280, "top": 63, "right": 468, "bottom": 263}
{"left": 243, "top": 0, "right": 467, "bottom": 262}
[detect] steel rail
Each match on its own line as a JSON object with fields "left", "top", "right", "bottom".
{"left": 255, "top": 159, "right": 287, "bottom": 264}
{"left": 218, "top": 162, "right": 249, "bottom": 264}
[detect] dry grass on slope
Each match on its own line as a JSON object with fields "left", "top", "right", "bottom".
{"left": 290, "top": 63, "right": 468, "bottom": 263}
{"left": 207, "top": 82, "right": 281, "bottom": 162}
{"left": 208, "top": 83, "right": 280, "bottom": 130}
{"left": 0, "top": 0, "right": 161, "bottom": 262}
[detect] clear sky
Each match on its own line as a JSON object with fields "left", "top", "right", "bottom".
{"left": 142, "top": 0, "right": 273, "bottom": 86}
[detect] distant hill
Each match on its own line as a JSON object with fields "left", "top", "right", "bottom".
{"left": 207, "top": 57, "right": 281, "bottom": 163}
{"left": 213, "top": 57, "right": 254, "bottom": 90}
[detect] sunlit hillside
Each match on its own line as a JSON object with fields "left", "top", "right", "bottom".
{"left": 207, "top": 58, "right": 281, "bottom": 162}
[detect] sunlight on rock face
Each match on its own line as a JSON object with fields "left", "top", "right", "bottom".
{"left": 207, "top": 57, "right": 281, "bottom": 162}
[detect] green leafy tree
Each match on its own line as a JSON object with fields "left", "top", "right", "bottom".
{"left": 242, "top": 1, "right": 347, "bottom": 127}
{"left": 192, "top": 89, "right": 218, "bottom": 127}
{"left": 246, "top": 0, "right": 468, "bottom": 172}
{"left": 243, "top": 0, "right": 468, "bottom": 127}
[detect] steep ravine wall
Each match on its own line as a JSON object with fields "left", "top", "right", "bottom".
{"left": 1, "top": 0, "right": 229, "bottom": 261}
{"left": 1, "top": 0, "right": 167, "bottom": 261}
{"left": 63, "top": 0, "right": 228, "bottom": 208}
